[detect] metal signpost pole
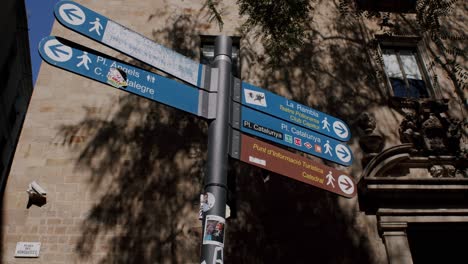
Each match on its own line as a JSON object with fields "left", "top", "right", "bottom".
{"left": 201, "top": 36, "right": 232, "bottom": 263}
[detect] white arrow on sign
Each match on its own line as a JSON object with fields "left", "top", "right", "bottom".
{"left": 44, "top": 39, "right": 73, "bottom": 62}
{"left": 335, "top": 144, "right": 352, "bottom": 163}
{"left": 338, "top": 175, "right": 355, "bottom": 195}
{"left": 332, "top": 120, "right": 349, "bottom": 140}
{"left": 58, "top": 3, "right": 86, "bottom": 26}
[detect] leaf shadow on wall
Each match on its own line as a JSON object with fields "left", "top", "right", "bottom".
{"left": 59, "top": 6, "right": 388, "bottom": 264}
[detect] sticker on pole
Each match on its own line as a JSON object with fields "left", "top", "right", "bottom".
{"left": 198, "top": 192, "right": 216, "bottom": 219}
{"left": 203, "top": 215, "right": 225, "bottom": 247}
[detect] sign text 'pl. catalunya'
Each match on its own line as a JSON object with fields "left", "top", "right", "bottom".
{"left": 232, "top": 103, "right": 353, "bottom": 166}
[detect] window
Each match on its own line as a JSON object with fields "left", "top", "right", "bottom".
{"left": 381, "top": 46, "right": 430, "bottom": 99}
{"left": 356, "top": 0, "right": 417, "bottom": 13}
{"left": 200, "top": 36, "right": 240, "bottom": 78}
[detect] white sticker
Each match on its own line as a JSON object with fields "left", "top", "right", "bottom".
{"left": 249, "top": 156, "right": 266, "bottom": 166}
{"left": 244, "top": 89, "right": 267, "bottom": 107}
{"left": 203, "top": 215, "right": 225, "bottom": 247}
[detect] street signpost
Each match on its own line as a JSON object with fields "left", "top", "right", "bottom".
{"left": 39, "top": 36, "right": 216, "bottom": 119}
{"left": 54, "top": 0, "right": 210, "bottom": 89}
{"left": 234, "top": 82, "right": 351, "bottom": 141}
{"left": 231, "top": 103, "right": 353, "bottom": 166}
{"left": 43, "top": 1, "right": 357, "bottom": 262}
{"left": 229, "top": 132, "right": 356, "bottom": 198}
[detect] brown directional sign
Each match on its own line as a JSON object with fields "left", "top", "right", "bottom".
{"left": 237, "top": 134, "right": 356, "bottom": 198}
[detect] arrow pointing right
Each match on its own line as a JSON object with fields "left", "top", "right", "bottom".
{"left": 335, "top": 124, "right": 346, "bottom": 135}
{"left": 337, "top": 175, "right": 355, "bottom": 195}
{"left": 335, "top": 144, "right": 352, "bottom": 163}
{"left": 337, "top": 148, "right": 349, "bottom": 159}
{"left": 63, "top": 8, "right": 83, "bottom": 21}
{"left": 339, "top": 178, "right": 352, "bottom": 191}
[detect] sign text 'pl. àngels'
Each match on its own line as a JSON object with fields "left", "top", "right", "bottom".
{"left": 38, "top": 36, "right": 215, "bottom": 118}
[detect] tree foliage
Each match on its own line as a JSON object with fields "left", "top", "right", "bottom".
{"left": 203, "top": 0, "right": 465, "bottom": 96}
{"left": 203, "top": 0, "right": 313, "bottom": 65}
{"left": 236, "top": 0, "right": 313, "bottom": 65}
{"left": 203, "top": 0, "right": 225, "bottom": 30}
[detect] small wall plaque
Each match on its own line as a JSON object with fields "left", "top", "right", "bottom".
{"left": 15, "top": 242, "right": 41, "bottom": 258}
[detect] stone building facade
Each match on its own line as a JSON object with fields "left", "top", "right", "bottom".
{"left": 2, "top": 0, "right": 466, "bottom": 263}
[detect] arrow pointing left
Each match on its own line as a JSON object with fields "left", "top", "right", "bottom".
{"left": 63, "top": 8, "right": 83, "bottom": 21}
{"left": 48, "top": 44, "right": 71, "bottom": 57}
{"left": 58, "top": 2, "right": 86, "bottom": 26}
{"left": 39, "top": 36, "right": 216, "bottom": 119}
{"left": 43, "top": 39, "right": 73, "bottom": 62}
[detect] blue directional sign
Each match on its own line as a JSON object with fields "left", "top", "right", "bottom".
{"left": 235, "top": 104, "right": 353, "bottom": 166}
{"left": 239, "top": 82, "right": 351, "bottom": 142}
{"left": 54, "top": 1, "right": 207, "bottom": 88}
{"left": 39, "top": 36, "right": 215, "bottom": 118}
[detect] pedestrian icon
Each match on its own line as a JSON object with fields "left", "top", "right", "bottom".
{"left": 43, "top": 39, "right": 73, "bottom": 62}
{"left": 326, "top": 171, "right": 336, "bottom": 188}
{"left": 58, "top": 3, "right": 86, "bottom": 26}
{"left": 76, "top": 52, "right": 91, "bottom": 70}
{"left": 324, "top": 140, "right": 333, "bottom": 156}
{"left": 89, "top": 18, "right": 103, "bottom": 36}
{"left": 322, "top": 117, "right": 330, "bottom": 132}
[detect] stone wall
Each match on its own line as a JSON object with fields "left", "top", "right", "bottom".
{"left": 2, "top": 0, "right": 465, "bottom": 263}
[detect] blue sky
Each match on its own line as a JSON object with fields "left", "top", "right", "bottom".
{"left": 25, "top": 0, "right": 59, "bottom": 85}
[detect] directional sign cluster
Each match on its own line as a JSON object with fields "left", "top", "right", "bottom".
{"left": 41, "top": 0, "right": 355, "bottom": 198}
{"left": 39, "top": 36, "right": 214, "bottom": 118}
{"left": 232, "top": 103, "right": 352, "bottom": 166}
{"left": 239, "top": 82, "right": 351, "bottom": 141}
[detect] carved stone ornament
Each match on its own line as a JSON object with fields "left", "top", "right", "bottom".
{"left": 429, "top": 165, "right": 456, "bottom": 178}
{"left": 421, "top": 113, "right": 446, "bottom": 154}
{"left": 392, "top": 98, "right": 464, "bottom": 156}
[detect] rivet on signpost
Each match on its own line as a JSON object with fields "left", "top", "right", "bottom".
{"left": 200, "top": 36, "right": 232, "bottom": 263}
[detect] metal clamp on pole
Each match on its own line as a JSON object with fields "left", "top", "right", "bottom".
{"left": 200, "top": 35, "right": 232, "bottom": 264}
